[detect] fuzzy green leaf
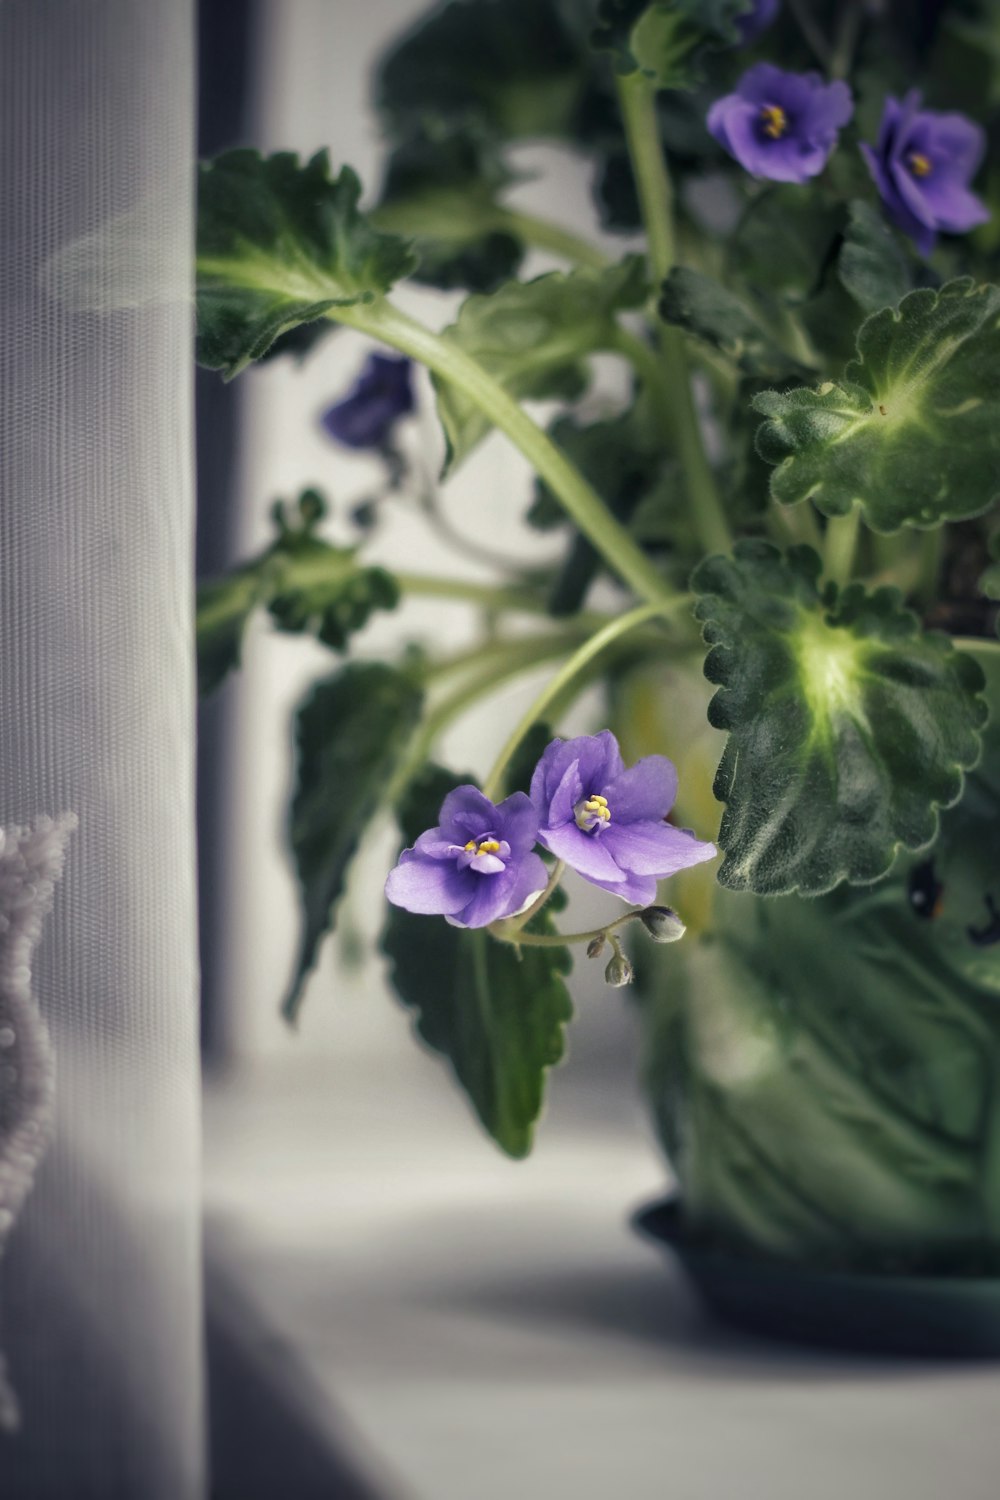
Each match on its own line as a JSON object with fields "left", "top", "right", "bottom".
{"left": 692, "top": 540, "right": 987, "bottom": 896}
{"left": 284, "top": 663, "right": 424, "bottom": 1021}
{"left": 381, "top": 769, "right": 572, "bottom": 1158}
{"left": 660, "top": 267, "right": 811, "bottom": 379}
{"left": 196, "top": 149, "right": 417, "bottom": 378}
{"left": 754, "top": 279, "right": 1000, "bottom": 532}
{"left": 593, "top": 0, "right": 751, "bottom": 86}
{"left": 434, "top": 257, "right": 648, "bottom": 470}
{"left": 837, "top": 200, "right": 914, "bottom": 315}
{"left": 196, "top": 491, "right": 400, "bottom": 696}
{"left": 376, "top": 0, "right": 590, "bottom": 142}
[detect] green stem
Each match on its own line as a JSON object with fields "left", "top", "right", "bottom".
{"left": 373, "top": 199, "right": 610, "bottom": 271}
{"left": 912, "top": 528, "right": 944, "bottom": 608}
{"left": 786, "top": 0, "right": 833, "bottom": 70}
{"left": 481, "top": 600, "right": 690, "bottom": 800}
{"left": 396, "top": 572, "right": 555, "bottom": 615}
{"left": 494, "top": 208, "right": 611, "bottom": 270}
{"left": 329, "top": 299, "right": 672, "bottom": 608}
{"left": 490, "top": 906, "right": 644, "bottom": 950}
{"left": 766, "top": 498, "right": 823, "bottom": 553}
{"left": 616, "top": 73, "right": 676, "bottom": 280}
{"left": 615, "top": 74, "right": 732, "bottom": 559}
{"left": 823, "top": 507, "right": 861, "bottom": 587}
{"left": 386, "top": 633, "right": 585, "bottom": 808}
{"left": 502, "top": 859, "right": 566, "bottom": 937}
{"left": 830, "top": 0, "right": 863, "bottom": 80}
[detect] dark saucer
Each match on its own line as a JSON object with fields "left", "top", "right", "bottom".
{"left": 633, "top": 1196, "right": 1000, "bottom": 1358}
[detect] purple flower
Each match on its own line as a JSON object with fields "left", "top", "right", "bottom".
{"left": 860, "top": 91, "right": 989, "bottom": 256}
{"left": 529, "top": 731, "right": 716, "bottom": 906}
{"left": 707, "top": 64, "right": 853, "bottom": 183}
{"left": 385, "top": 785, "right": 547, "bottom": 929}
{"left": 735, "top": 0, "right": 780, "bottom": 45}
{"left": 320, "top": 353, "right": 414, "bottom": 451}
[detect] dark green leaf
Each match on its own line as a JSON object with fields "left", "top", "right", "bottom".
{"left": 434, "top": 257, "right": 648, "bottom": 470}
{"left": 754, "top": 279, "right": 1000, "bottom": 532}
{"left": 730, "top": 186, "right": 844, "bottom": 305}
{"left": 382, "top": 768, "right": 572, "bottom": 1157}
{"left": 196, "top": 150, "right": 417, "bottom": 378}
{"left": 838, "top": 200, "right": 914, "bottom": 315}
{"left": 284, "top": 663, "right": 424, "bottom": 1021}
{"left": 374, "top": 123, "right": 524, "bottom": 294}
{"left": 195, "top": 568, "right": 269, "bottom": 697}
{"left": 660, "top": 267, "right": 812, "bottom": 379}
{"left": 196, "top": 490, "right": 400, "bottom": 695}
{"left": 692, "top": 540, "right": 987, "bottom": 896}
{"left": 982, "top": 561, "right": 1000, "bottom": 638}
{"left": 376, "top": 0, "right": 591, "bottom": 142}
{"left": 592, "top": 0, "right": 750, "bottom": 86}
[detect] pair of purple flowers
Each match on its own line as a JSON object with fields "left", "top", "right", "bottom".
{"left": 385, "top": 731, "right": 717, "bottom": 929}
{"left": 709, "top": 65, "right": 988, "bottom": 254}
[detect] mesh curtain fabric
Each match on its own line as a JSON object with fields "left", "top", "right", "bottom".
{"left": 0, "top": 3, "right": 204, "bottom": 1496}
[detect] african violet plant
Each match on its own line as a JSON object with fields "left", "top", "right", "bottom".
{"left": 197, "top": 0, "right": 1000, "bottom": 1273}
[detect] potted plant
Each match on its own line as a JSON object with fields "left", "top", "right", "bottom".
{"left": 195, "top": 0, "right": 1000, "bottom": 1348}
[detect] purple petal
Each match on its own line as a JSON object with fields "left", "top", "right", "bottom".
{"left": 320, "top": 354, "right": 413, "bottom": 451}
{"left": 492, "top": 790, "right": 541, "bottom": 853}
{"left": 412, "top": 831, "right": 458, "bottom": 860}
{"left": 438, "top": 785, "right": 502, "bottom": 843}
{"left": 805, "top": 79, "right": 854, "bottom": 135}
{"left": 502, "top": 851, "right": 550, "bottom": 916}
{"left": 585, "top": 869, "right": 659, "bottom": 906}
{"left": 603, "top": 756, "right": 678, "bottom": 823}
{"left": 540, "top": 823, "right": 627, "bottom": 883}
{"left": 735, "top": 0, "right": 779, "bottom": 45}
{"left": 602, "top": 821, "right": 717, "bottom": 878}
{"left": 735, "top": 62, "right": 794, "bottom": 106}
{"left": 919, "top": 181, "right": 990, "bottom": 235}
{"left": 547, "top": 759, "right": 583, "bottom": 829}
{"left": 531, "top": 732, "right": 623, "bottom": 813}
{"left": 923, "top": 113, "right": 986, "bottom": 177}
{"left": 452, "top": 853, "right": 547, "bottom": 928}
{"left": 385, "top": 851, "right": 471, "bottom": 915}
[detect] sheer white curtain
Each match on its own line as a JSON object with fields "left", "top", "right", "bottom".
{"left": 0, "top": 3, "right": 203, "bottom": 1496}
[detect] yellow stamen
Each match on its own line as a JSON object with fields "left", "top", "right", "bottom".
{"left": 583, "top": 796, "right": 611, "bottom": 823}
{"left": 465, "top": 838, "right": 501, "bottom": 856}
{"left": 464, "top": 840, "right": 476, "bottom": 852}
{"left": 760, "top": 104, "right": 787, "bottom": 141}
{"left": 908, "top": 151, "right": 932, "bottom": 179}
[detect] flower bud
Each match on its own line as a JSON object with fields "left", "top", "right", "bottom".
{"left": 604, "top": 951, "right": 634, "bottom": 988}
{"left": 586, "top": 934, "right": 606, "bottom": 959}
{"left": 639, "top": 906, "right": 686, "bottom": 943}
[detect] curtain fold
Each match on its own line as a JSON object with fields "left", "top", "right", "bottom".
{"left": 0, "top": 2, "right": 204, "bottom": 1495}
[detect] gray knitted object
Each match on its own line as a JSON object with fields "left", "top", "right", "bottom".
{"left": 0, "top": 815, "right": 75, "bottom": 1430}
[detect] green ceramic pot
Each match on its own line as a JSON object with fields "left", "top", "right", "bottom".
{"left": 641, "top": 641, "right": 1000, "bottom": 1292}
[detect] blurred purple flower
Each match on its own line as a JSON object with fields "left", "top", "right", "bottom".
{"left": 735, "top": 0, "right": 780, "bottom": 45}
{"left": 320, "top": 353, "right": 414, "bottom": 451}
{"left": 385, "top": 786, "right": 547, "bottom": 929}
{"left": 707, "top": 64, "right": 853, "bottom": 183}
{"left": 860, "top": 91, "right": 989, "bottom": 256}
{"left": 529, "top": 731, "right": 716, "bottom": 906}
